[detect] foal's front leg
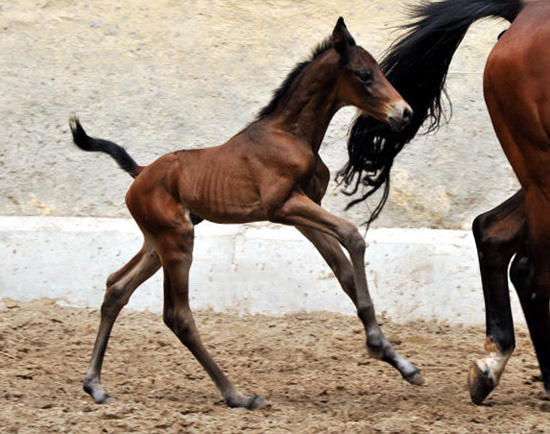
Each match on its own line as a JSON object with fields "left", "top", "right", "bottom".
{"left": 272, "top": 193, "right": 423, "bottom": 384}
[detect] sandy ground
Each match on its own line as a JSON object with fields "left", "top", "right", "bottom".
{"left": 1, "top": 299, "right": 550, "bottom": 433}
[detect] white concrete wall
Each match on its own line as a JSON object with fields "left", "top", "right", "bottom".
{"left": 0, "top": 216, "right": 525, "bottom": 325}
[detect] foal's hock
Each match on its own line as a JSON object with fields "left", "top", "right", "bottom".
{"left": 73, "top": 17, "right": 421, "bottom": 409}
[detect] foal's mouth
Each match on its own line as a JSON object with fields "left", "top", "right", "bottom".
{"left": 388, "top": 116, "right": 409, "bottom": 132}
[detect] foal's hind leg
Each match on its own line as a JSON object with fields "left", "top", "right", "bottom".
{"left": 84, "top": 241, "right": 161, "bottom": 403}
{"left": 467, "top": 190, "right": 525, "bottom": 404}
{"left": 297, "top": 226, "right": 423, "bottom": 385}
{"left": 153, "top": 223, "right": 263, "bottom": 409}
{"left": 270, "top": 192, "right": 422, "bottom": 384}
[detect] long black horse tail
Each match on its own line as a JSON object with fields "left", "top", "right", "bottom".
{"left": 338, "top": 0, "right": 523, "bottom": 226}
{"left": 69, "top": 117, "right": 143, "bottom": 178}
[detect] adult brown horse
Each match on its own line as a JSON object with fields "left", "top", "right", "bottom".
{"left": 70, "top": 18, "right": 422, "bottom": 409}
{"left": 339, "top": 0, "right": 550, "bottom": 404}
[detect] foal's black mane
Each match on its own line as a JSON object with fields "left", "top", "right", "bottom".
{"left": 256, "top": 37, "right": 334, "bottom": 121}
{"left": 338, "top": 0, "right": 522, "bottom": 227}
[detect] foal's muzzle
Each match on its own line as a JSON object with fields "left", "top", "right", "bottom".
{"left": 388, "top": 103, "right": 413, "bottom": 132}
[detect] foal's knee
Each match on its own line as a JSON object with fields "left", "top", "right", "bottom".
{"left": 340, "top": 224, "right": 366, "bottom": 255}
{"left": 106, "top": 272, "right": 119, "bottom": 289}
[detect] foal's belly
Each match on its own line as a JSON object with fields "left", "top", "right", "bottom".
{"left": 178, "top": 163, "right": 266, "bottom": 224}
{"left": 186, "top": 196, "right": 266, "bottom": 224}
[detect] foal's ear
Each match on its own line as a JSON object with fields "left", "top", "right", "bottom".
{"left": 332, "top": 17, "right": 357, "bottom": 64}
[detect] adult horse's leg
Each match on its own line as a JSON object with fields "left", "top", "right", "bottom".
{"left": 84, "top": 241, "right": 161, "bottom": 403}
{"left": 153, "top": 223, "right": 263, "bottom": 409}
{"left": 297, "top": 225, "right": 423, "bottom": 384}
{"left": 483, "top": 15, "right": 550, "bottom": 397}
{"left": 271, "top": 192, "right": 422, "bottom": 384}
{"left": 510, "top": 226, "right": 550, "bottom": 395}
{"left": 468, "top": 190, "right": 525, "bottom": 404}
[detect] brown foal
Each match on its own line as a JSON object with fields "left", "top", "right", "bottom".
{"left": 72, "top": 18, "right": 422, "bottom": 409}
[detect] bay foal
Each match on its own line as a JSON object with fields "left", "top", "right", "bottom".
{"left": 73, "top": 18, "right": 421, "bottom": 409}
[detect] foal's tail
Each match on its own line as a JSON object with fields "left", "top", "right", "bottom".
{"left": 69, "top": 117, "right": 144, "bottom": 178}
{"left": 338, "top": 0, "right": 523, "bottom": 225}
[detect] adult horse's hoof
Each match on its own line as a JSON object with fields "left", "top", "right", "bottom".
{"left": 404, "top": 370, "right": 425, "bottom": 386}
{"left": 468, "top": 361, "right": 496, "bottom": 405}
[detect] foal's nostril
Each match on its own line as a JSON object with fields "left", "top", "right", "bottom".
{"left": 402, "top": 107, "right": 413, "bottom": 126}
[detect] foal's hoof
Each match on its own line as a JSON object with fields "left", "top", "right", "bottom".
{"left": 226, "top": 394, "right": 265, "bottom": 410}
{"left": 246, "top": 396, "right": 265, "bottom": 410}
{"left": 404, "top": 370, "right": 425, "bottom": 386}
{"left": 83, "top": 382, "right": 114, "bottom": 404}
{"left": 468, "top": 362, "right": 496, "bottom": 405}
{"left": 96, "top": 394, "right": 115, "bottom": 404}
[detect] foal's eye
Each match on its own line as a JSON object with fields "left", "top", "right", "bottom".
{"left": 356, "top": 71, "right": 373, "bottom": 84}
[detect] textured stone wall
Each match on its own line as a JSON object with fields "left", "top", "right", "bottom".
{"left": 0, "top": 0, "right": 518, "bottom": 229}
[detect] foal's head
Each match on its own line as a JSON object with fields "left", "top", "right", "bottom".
{"left": 333, "top": 18, "right": 412, "bottom": 132}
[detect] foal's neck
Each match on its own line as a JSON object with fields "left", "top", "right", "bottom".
{"left": 270, "top": 50, "right": 344, "bottom": 153}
